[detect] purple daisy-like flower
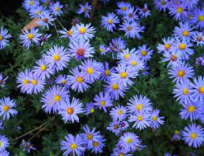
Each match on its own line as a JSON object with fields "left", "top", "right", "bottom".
{"left": 172, "top": 130, "right": 182, "bottom": 141}
{"left": 0, "top": 73, "right": 8, "bottom": 88}
{"left": 44, "top": 45, "right": 70, "bottom": 71}
{"left": 191, "top": 76, "right": 204, "bottom": 102}
{"left": 80, "top": 59, "right": 103, "bottom": 83}
{"left": 110, "top": 105, "right": 127, "bottom": 121}
{"left": 161, "top": 51, "right": 182, "bottom": 68}
{"left": 149, "top": 109, "right": 164, "bottom": 129}
{"left": 118, "top": 132, "right": 140, "bottom": 152}
{"left": 17, "top": 69, "right": 32, "bottom": 93}
{"left": 73, "top": 23, "right": 95, "bottom": 40}
{"left": 125, "top": 54, "right": 144, "bottom": 71}
{"left": 77, "top": 2, "right": 91, "bottom": 18}
{"left": 23, "top": 0, "right": 39, "bottom": 10}
{"left": 61, "top": 134, "right": 86, "bottom": 156}
{"left": 93, "top": 92, "right": 112, "bottom": 112}
{"left": 55, "top": 75, "right": 69, "bottom": 88}
{"left": 168, "top": 63, "right": 194, "bottom": 83}
{"left": 84, "top": 102, "right": 95, "bottom": 115}
{"left": 41, "top": 85, "right": 69, "bottom": 114}
{"left": 154, "top": 0, "right": 169, "bottom": 12}
{"left": 68, "top": 67, "right": 90, "bottom": 93}
{"left": 138, "top": 3, "right": 151, "bottom": 18}
{"left": 59, "top": 97, "right": 84, "bottom": 123}
{"left": 191, "top": 8, "right": 204, "bottom": 30}
{"left": 137, "top": 45, "right": 153, "bottom": 61}
{"left": 123, "top": 6, "right": 138, "bottom": 22}
{"left": 174, "top": 22, "right": 195, "bottom": 39}
{"left": 21, "top": 140, "right": 36, "bottom": 153}
{"left": 0, "top": 97, "right": 17, "bottom": 120}
{"left": 101, "top": 13, "right": 120, "bottom": 32}
{"left": 29, "top": 5, "right": 46, "bottom": 18}
{"left": 107, "top": 120, "right": 122, "bottom": 136}
{"left": 49, "top": 1, "right": 63, "bottom": 16}
{"left": 183, "top": 124, "right": 204, "bottom": 148}
{"left": 111, "top": 147, "right": 132, "bottom": 156}
{"left": 116, "top": 1, "right": 131, "bottom": 15}
{"left": 69, "top": 39, "right": 95, "bottom": 60}
{"left": 157, "top": 37, "right": 174, "bottom": 54}
{"left": 37, "top": 11, "right": 55, "bottom": 29}
{"left": 0, "top": 27, "right": 12, "bottom": 49}
{"left": 88, "top": 134, "right": 106, "bottom": 154}
{"left": 191, "top": 31, "right": 204, "bottom": 46}
{"left": 20, "top": 28, "right": 42, "bottom": 49}
{"left": 0, "top": 135, "right": 9, "bottom": 152}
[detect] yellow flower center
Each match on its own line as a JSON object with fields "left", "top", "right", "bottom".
{"left": 67, "top": 107, "right": 74, "bottom": 114}
{"left": 76, "top": 76, "right": 83, "bottom": 83}
{"left": 126, "top": 138, "right": 132, "bottom": 144}
{"left": 87, "top": 134, "right": 93, "bottom": 140}
{"left": 53, "top": 54, "right": 60, "bottom": 61}
{"left": 107, "top": 19, "right": 113, "bottom": 24}
{"left": 100, "top": 100, "right": 106, "bottom": 106}
{"left": 175, "top": 130, "right": 179, "bottom": 134}
{"left": 124, "top": 53, "right": 130, "bottom": 60}
{"left": 136, "top": 104, "right": 143, "bottom": 111}
{"left": 79, "top": 27, "right": 86, "bottom": 34}
{"left": 137, "top": 115, "right": 143, "bottom": 121}
{"left": 179, "top": 43, "right": 186, "bottom": 50}
{"left": 99, "top": 48, "right": 104, "bottom": 53}
{"left": 183, "top": 88, "right": 189, "bottom": 95}
{"left": 87, "top": 67, "right": 94, "bottom": 75}
{"left": 152, "top": 116, "right": 157, "bottom": 121}
{"left": 199, "top": 86, "right": 204, "bottom": 94}
{"left": 31, "top": 79, "right": 37, "bottom": 85}
{"left": 61, "top": 80, "right": 67, "bottom": 84}
{"left": 44, "top": 18, "right": 48, "bottom": 23}
{"left": 3, "top": 105, "right": 10, "bottom": 112}
{"left": 126, "top": 26, "right": 132, "bottom": 31}
{"left": 112, "top": 83, "right": 119, "bottom": 90}
{"left": 171, "top": 55, "right": 177, "bottom": 61}
{"left": 120, "top": 72, "right": 127, "bottom": 78}
{"left": 23, "top": 79, "right": 29, "bottom": 85}
{"left": 177, "top": 7, "right": 183, "bottom": 13}
{"left": 161, "top": 0, "right": 166, "bottom": 5}
{"left": 131, "top": 61, "right": 137, "bottom": 66}
{"left": 70, "top": 143, "right": 77, "bottom": 150}
{"left": 182, "top": 30, "right": 189, "bottom": 37}
{"left": 93, "top": 141, "right": 99, "bottom": 147}
{"left": 119, "top": 153, "right": 124, "bottom": 156}
{"left": 27, "top": 33, "right": 34, "bottom": 40}
{"left": 54, "top": 94, "right": 61, "bottom": 102}
{"left": 188, "top": 105, "right": 195, "bottom": 113}
{"left": 165, "top": 43, "right": 171, "bottom": 50}
{"left": 83, "top": 7, "right": 88, "bottom": 12}
{"left": 198, "top": 15, "right": 204, "bottom": 22}
{"left": 117, "top": 110, "right": 123, "bottom": 115}
{"left": 55, "top": 7, "right": 60, "bottom": 12}
{"left": 177, "top": 70, "right": 185, "bottom": 77}
{"left": 141, "top": 50, "right": 147, "bottom": 56}
{"left": 105, "top": 70, "right": 110, "bottom": 76}
{"left": 0, "top": 35, "right": 2, "bottom": 41}
{"left": 29, "top": 1, "right": 34, "bottom": 5}
{"left": 90, "top": 108, "right": 94, "bottom": 113}
{"left": 36, "top": 10, "right": 41, "bottom": 15}
{"left": 40, "top": 64, "right": 46, "bottom": 71}
{"left": 121, "top": 7, "right": 126, "bottom": 11}
{"left": 67, "top": 30, "right": 73, "bottom": 36}
{"left": 190, "top": 133, "right": 197, "bottom": 140}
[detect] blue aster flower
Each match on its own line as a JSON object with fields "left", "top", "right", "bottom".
{"left": 157, "top": 37, "right": 174, "bottom": 54}
{"left": 81, "top": 125, "right": 101, "bottom": 149}
{"left": 191, "top": 8, "right": 204, "bottom": 29}
{"left": 137, "top": 45, "right": 153, "bottom": 61}
{"left": 29, "top": 5, "right": 46, "bottom": 18}
{"left": 37, "top": 11, "right": 55, "bottom": 29}
{"left": 61, "top": 134, "right": 85, "bottom": 156}
{"left": 23, "top": 0, "right": 40, "bottom": 10}
{"left": 104, "top": 81, "right": 128, "bottom": 100}
{"left": 174, "top": 22, "right": 195, "bottom": 39}
{"left": 117, "top": 48, "right": 137, "bottom": 63}
{"left": 181, "top": 0, "right": 198, "bottom": 10}
{"left": 101, "top": 13, "right": 120, "bottom": 32}
{"left": 123, "top": 6, "right": 138, "bottom": 22}
{"left": 172, "top": 130, "right": 182, "bottom": 141}
{"left": 125, "top": 54, "right": 144, "bottom": 71}
{"left": 21, "top": 140, "right": 36, "bottom": 153}
{"left": 107, "top": 120, "right": 122, "bottom": 136}
{"left": 0, "top": 135, "right": 9, "bottom": 152}
{"left": 77, "top": 2, "right": 91, "bottom": 18}
{"left": 119, "top": 21, "right": 145, "bottom": 39}
{"left": 118, "top": 132, "right": 140, "bottom": 152}
{"left": 161, "top": 51, "right": 182, "bottom": 68}
{"left": 0, "top": 73, "right": 8, "bottom": 88}
{"left": 111, "top": 147, "right": 132, "bottom": 156}
{"left": 0, "top": 97, "right": 17, "bottom": 120}
{"left": 120, "top": 121, "right": 129, "bottom": 130}
{"left": 49, "top": 1, "right": 63, "bottom": 16}
{"left": 173, "top": 80, "right": 193, "bottom": 103}
{"left": 99, "top": 44, "right": 109, "bottom": 55}
{"left": 128, "top": 110, "right": 150, "bottom": 130}
{"left": 44, "top": 45, "right": 70, "bottom": 71}
{"left": 127, "top": 94, "right": 153, "bottom": 114}
{"left": 116, "top": 2, "right": 131, "bottom": 15}
{"left": 68, "top": 67, "right": 90, "bottom": 93}
{"left": 59, "top": 27, "right": 75, "bottom": 39}
{"left": 88, "top": 134, "right": 106, "bottom": 154}
{"left": 183, "top": 124, "right": 204, "bottom": 148}
{"left": 17, "top": 69, "right": 32, "bottom": 93}
{"left": 41, "top": 85, "right": 69, "bottom": 114}
{"left": 20, "top": 28, "right": 42, "bottom": 49}
{"left": 80, "top": 59, "right": 103, "bottom": 83}
{"left": 138, "top": 3, "right": 151, "bottom": 18}
{"left": 191, "top": 31, "right": 204, "bottom": 46}
{"left": 73, "top": 23, "right": 95, "bottom": 40}
{"left": 110, "top": 105, "right": 127, "bottom": 121}
{"left": 168, "top": 1, "right": 188, "bottom": 21}
{"left": 84, "top": 102, "right": 95, "bottom": 115}
{"left": 55, "top": 75, "right": 69, "bottom": 88}
{"left": 168, "top": 63, "right": 194, "bottom": 83}
{"left": 149, "top": 109, "right": 164, "bottom": 129}
{"left": 180, "top": 100, "right": 203, "bottom": 121}
{"left": 59, "top": 97, "right": 84, "bottom": 123}
{"left": 93, "top": 92, "right": 113, "bottom": 112}
{"left": 0, "top": 27, "right": 12, "bottom": 50}
{"left": 154, "top": 0, "right": 169, "bottom": 12}
{"left": 191, "top": 76, "right": 204, "bottom": 102}
{"left": 33, "top": 59, "right": 54, "bottom": 79}
{"left": 68, "top": 39, "right": 95, "bottom": 60}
